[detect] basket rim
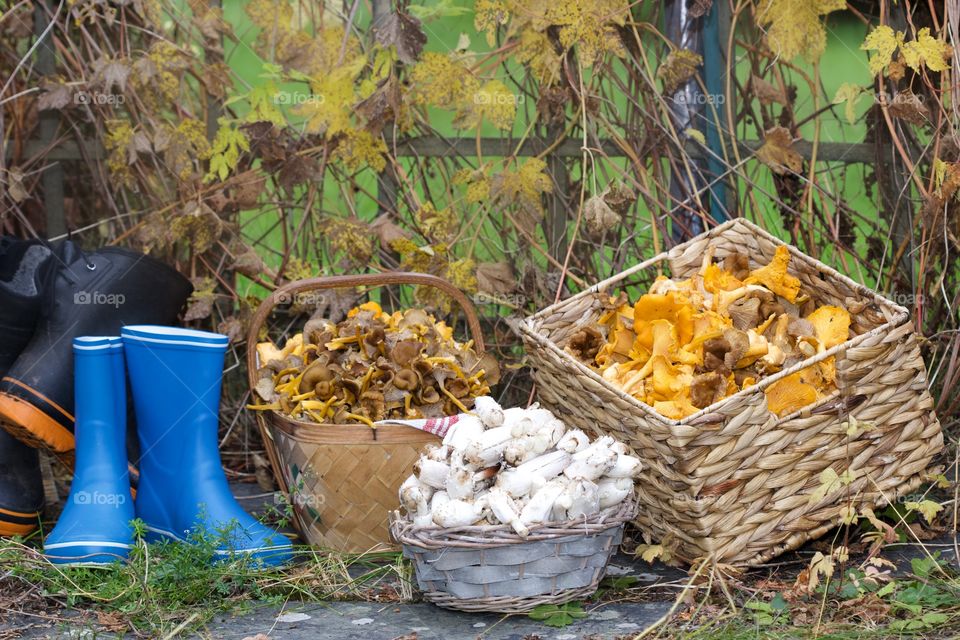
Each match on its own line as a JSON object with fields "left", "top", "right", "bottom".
{"left": 390, "top": 497, "right": 636, "bottom": 550}
{"left": 517, "top": 218, "right": 912, "bottom": 426}
{"left": 530, "top": 218, "right": 909, "bottom": 323}
{"left": 261, "top": 411, "right": 441, "bottom": 444}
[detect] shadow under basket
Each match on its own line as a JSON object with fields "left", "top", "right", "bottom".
{"left": 514, "top": 218, "right": 943, "bottom": 567}
{"left": 246, "top": 272, "right": 486, "bottom": 553}
{"left": 390, "top": 498, "right": 635, "bottom": 613}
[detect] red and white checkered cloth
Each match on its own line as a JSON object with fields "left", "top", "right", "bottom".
{"left": 373, "top": 414, "right": 463, "bottom": 438}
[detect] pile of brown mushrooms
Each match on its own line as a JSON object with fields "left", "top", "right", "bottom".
{"left": 250, "top": 302, "right": 500, "bottom": 426}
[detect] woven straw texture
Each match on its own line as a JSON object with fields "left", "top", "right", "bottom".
{"left": 515, "top": 218, "right": 943, "bottom": 566}
{"left": 390, "top": 498, "right": 635, "bottom": 613}
{"left": 246, "top": 273, "right": 484, "bottom": 553}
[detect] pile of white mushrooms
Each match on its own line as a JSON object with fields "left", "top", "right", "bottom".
{"left": 398, "top": 397, "right": 641, "bottom": 536}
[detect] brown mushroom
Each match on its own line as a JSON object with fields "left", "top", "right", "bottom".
{"left": 363, "top": 326, "right": 386, "bottom": 357}
{"left": 394, "top": 368, "right": 420, "bottom": 391}
{"left": 255, "top": 378, "right": 278, "bottom": 402}
{"left": 690, "top": 372, "right": 726, "bottom": 408}
{"left": 298, "top": 362, "right": 335, "bottom": 394}
{"left": 314, "top": 379, "right": 337, "bottom": 400}
{"left": 419, "top": 384, "right": 441, "bottom": 404}
{"left": 722, "top": 328, "right": 750, "bottom": 370}
{"left": 727, "top": 297, "right": 762, "bottom": 330}
{"left": 359, "top": 390, "right": 386, "bottom": 421}
{"left": 445, "top": 378, "right": 470, "bottom": 398}
{"left": 787, "top": 316, "right": 815, "bottom": 339}
{"left": 760, "top": 299, "right": 785, "bottom": 320}
{"left": 723, "top": 252, "right": 750, "bottom": 280}
{"left": 703, "top": 336, "right": 731, "bottom": 373}
{"left": 391, "top": 340, "right": 423, "bottom": 367}
{"left": 475, "top": 352, "right": 501, "bottom": 385}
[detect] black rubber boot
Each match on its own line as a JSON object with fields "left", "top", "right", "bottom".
{"left": 0, "top": 238, "right": 53, "bottom": 536}
{"left": 0, "top": 241, "right": 192, "bottom": 458}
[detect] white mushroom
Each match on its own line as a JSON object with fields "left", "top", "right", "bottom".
{"left": 445, "top": 466, "right": 474, "bottom": 500}
{"left": 430, "top": 490, "right": 450, "bottom": 511}
{"left": 486, "top": 488, "right": 529, "bottom": 537}
{"left": 495, "top": 467, "right": 545, "bottom": 498}
{"left": 443, "top": 414, "right": 486, "bottom": 452}
{"left": 399, "top": 474, "right": 434, "bottom": 512}
{"left": 520, "top": 478, "right": 568, "bottom": 525}
{"left": 517, "top": 449, "right": 570, "bottom": 480}
{"left": 472, "top": 396, "right": 505, "bottom": 428}
{"left": 556, "top": 429, "right": 590, "bottom": 453}
{"left": 555, "top": 478, "right": 600, "bottom": 520}
{"left": 413, "top": 456, "right": 450, "bottom": 489}
{"left": 423, "top": 443, "right": 450, "bottom": 462}
{"left": 606, "top": 453, "right": 643, "bottom": 479}
{"left": 432, "top": 497, "right": 488, "bottom": 528}
{"left": 597, "top": 477, "right": 634, "bottom": 509}
{"left": 463, "top": 425, "right": 513, "bottom": 467}
{"left": 564, "top": 437, "right": 617, "bottom": 480}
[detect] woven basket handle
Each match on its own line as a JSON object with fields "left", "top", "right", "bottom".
{"left": 245, "top": 272, "right": 485, "bottom": 390}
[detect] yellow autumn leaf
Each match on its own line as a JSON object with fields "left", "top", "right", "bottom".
{"left": 905, "top": 499, "right": 943, "bottom": 524}
{"left": 860, "top": 25, "right": 901, "bottom": 76}
{"left": 901, "top": 28, "right": 951, "bottom": 73}
{"left": 934, "top": 158, "right": 949, "bottom": 192}
{"left": 809, "top": 467, "right": 856, "bottom": 505}
{"left": 807, "top": 551, "right": 835, "bottom": 591}
{"left": 809, "top": 467, "right": 840, "bottom": 504}
{"left": 636, "top": 544, "right": 671, "bottom": 563}
{"left": 844, "top": 415, "right": 876, "bottom": 437}
{"left": 685, "top": 127, "right": 706, "bottom": 146}
{"left": 756, "top": 0, "right": 846, "bottom": 62}
{"left": 925, "top": 473, "right": 951, "bottom": 489}
{"left": 832, "top": 83, "right": 863, "bottom": 125}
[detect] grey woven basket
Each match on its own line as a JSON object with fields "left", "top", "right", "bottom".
{"left": 390, "top": 498, "right": 636, "bottom": 613}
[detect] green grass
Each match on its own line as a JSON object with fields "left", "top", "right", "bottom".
{"left": 0, "top": 520, "right": 411, "bottom": 637}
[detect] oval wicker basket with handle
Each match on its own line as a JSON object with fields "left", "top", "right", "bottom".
{"left": 246, "top": 272, "right": 486, "bottom": 553}
{"left": 390, "top": 498, "right": 636, "bottom": 613}
{"left": 515, "top": 218, "right": 943, "bottom": 567}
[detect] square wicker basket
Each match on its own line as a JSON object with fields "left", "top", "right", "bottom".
{"left": 515, "top": 218, "right": 943, "bottom": 566}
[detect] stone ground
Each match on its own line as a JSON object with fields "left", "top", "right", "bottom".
{"left": 1, "top": 483, "right": 954, "bottom": 639}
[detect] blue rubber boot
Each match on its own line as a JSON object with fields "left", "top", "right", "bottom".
{"left": 122, "top": 325, "right": 292, "bottom": 566}
{"left": 44, "top": 337, "right": 134, "bottom": 565}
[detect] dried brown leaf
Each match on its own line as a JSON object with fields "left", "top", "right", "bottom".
{"left": 37, "top": 81, "right": 73, "bottom": 111}
{"left": 888, "top": 91, "right": 929, "bottom": 125}
{"left": 756, "top": 127, "right": 802, "bottom": 175}
{"left": 475, "top": 261, "right": 515, "bottom": 295}
{"left": 3, "top": 167, "right": 28, "bottom": 203}
{"left": 371, "top": 214, "right": 409, "bottom": 249}
{"left": 584, "top": 195, "right": 620, "bottom": 235}
{"left": 92, "top": 56, "right": 131, "bottom": 94}
{"left": 184, "top": 277, "right": 217, "bottom": 321}
{"left": 373, "top": 9, "right": 427, "bottom": 65}
{"left": 752, "top": 74, "right": 788, "bottom": 106}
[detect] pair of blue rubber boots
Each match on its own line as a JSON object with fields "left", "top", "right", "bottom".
{"left": 44, "top": 326, "right": 292, "bottom": 567}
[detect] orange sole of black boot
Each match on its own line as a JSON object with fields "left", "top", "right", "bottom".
{"left": 0, "top": 380, "right": 75, "bottom": 456}
{"left": 0, "top": 507, "right": 40, "bottom": 537}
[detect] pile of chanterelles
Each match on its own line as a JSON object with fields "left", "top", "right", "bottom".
{"left": 566, "top": 247, "right": 852, "bottom": 419}
{"left": 251, "top": 302, "right": 500, "bottom": 425}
